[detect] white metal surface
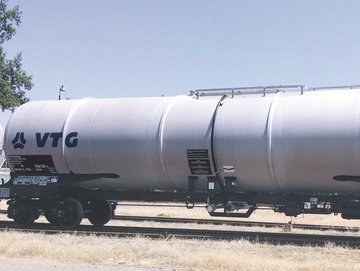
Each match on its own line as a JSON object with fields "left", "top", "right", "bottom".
{"left": 4, "top": 96, "right": 218, "bottom": 190}
{"left": 159, "top": 95, "right": 218, "bottom": 190}
{"left": 4, "top": 88, "right": 360, "bottom": 193}
{"left": 0, "top": 123, "right": 4, "bottom": 166}
{"left": 214, "top": 90, "right": 360, "bottom": 193}
{"left": 0, "top": 124, "right": 10, "bottom": 183}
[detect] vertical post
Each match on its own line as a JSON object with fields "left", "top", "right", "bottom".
{"left": 59, "top": 85, "right": 66, "bottom": 100}
{"left": 186, "top": 176, "right": 198, "bottom": 209}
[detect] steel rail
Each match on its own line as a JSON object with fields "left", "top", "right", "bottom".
{"left": 0, "top": 221, "right": 359, "bottom": 248}
{"left": 112, "top": 215, "right": 360, "bottom": 233}
{"left": 0, "top": 209, "right": 358, "bottom": 233}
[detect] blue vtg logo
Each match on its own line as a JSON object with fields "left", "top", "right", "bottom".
{"left": 12, "top": 132, "right": 79, "bottom": 149}
{"left": 12, "top": 132, "right": 26, "bottom": 149}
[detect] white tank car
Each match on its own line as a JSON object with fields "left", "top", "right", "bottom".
{"left": 2, "top": 85, "right": 360, "bottom": 228}
{"left": 4, "top": 96, "right": 219, "bottom": 191}
{"left": 4, "top": 88, "right": 360, "bottom": 193}
{"left": 0, "top": 123, "right": 4, "bottom": 167}
{"left": 0, "top": 124, "right": 10, "bottom": 185}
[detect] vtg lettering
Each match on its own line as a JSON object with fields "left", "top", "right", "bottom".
{"left": 36, "top": 132, "right": 78, "bottom": 148}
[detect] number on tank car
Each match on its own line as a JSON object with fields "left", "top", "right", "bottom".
{"left": 14, "top": 176, "right": 58, "bottom": 186}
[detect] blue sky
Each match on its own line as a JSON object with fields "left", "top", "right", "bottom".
{"left": 1, "top": 0, "right": 360, "bottom": 125}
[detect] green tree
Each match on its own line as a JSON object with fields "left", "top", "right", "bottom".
{"left": 0, "top": 0, "right": 32, "bottom": 111}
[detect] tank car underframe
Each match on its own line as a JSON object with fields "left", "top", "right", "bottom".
{"left": 1, "top": 176, "right": 360, "bottom": 228}
{"left": 1, "top": 177, "right": 117, "bottom": 228}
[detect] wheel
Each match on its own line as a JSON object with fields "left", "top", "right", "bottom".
{"left": 53, "top": 197, "right": 83, "bottom": 229}
{"left": 87, "top": 200, "right": 112, "bottom": 226}
{"left": 7, "top": 202, "right": 37, "bottom": 226}
{"left": 44, "top": 210, "right": 57, "bottom": 225}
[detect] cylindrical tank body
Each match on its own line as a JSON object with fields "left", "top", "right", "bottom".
{"left": 214, "top": 90, "right": 360, "bottom": 193}
{"left": 4, "top": 96, "right": 219, "bottom": 191}
{"left": 4, "top": 89, "right": 360, "bottom": 194}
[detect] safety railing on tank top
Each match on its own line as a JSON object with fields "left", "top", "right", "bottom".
{"left": 190, "top": 84, "right": 360, "bottom": 99}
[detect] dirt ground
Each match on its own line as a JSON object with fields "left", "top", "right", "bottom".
{"left": 0, "top": 257, "right": 171, "bottom": 271}
{"left": 115, "top": 201, "right": 360, "bottom": 227}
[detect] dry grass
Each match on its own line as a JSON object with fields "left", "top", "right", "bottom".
{"left": 0, "top": 231, "right": 358, "bottom": 271}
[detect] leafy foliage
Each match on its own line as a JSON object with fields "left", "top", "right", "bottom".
{"left": 0, "top": 0, "right": 32, "bottom": 111}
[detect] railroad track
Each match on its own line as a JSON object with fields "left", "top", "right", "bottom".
{"left": 0, "top": 209, "right": 359, "bottom": 233}
{"left": 113, "top": 215, "right": 360, "bottom": 233}
{"left": 0, "top": 220, "right": 359, "bottom": 248}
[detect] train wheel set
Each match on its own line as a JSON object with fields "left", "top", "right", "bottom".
{"left": 6, "top": 197, "right": 115, "bottom": 228}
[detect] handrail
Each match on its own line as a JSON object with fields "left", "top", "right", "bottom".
{"left": 309, "top": 85, "right": 360, "bottom": 91}
{"left": 190, "top": 85, "right": 307, "bottom": 98}
{"left": 190, "top": 84, "right": 360, "bottom": 98}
